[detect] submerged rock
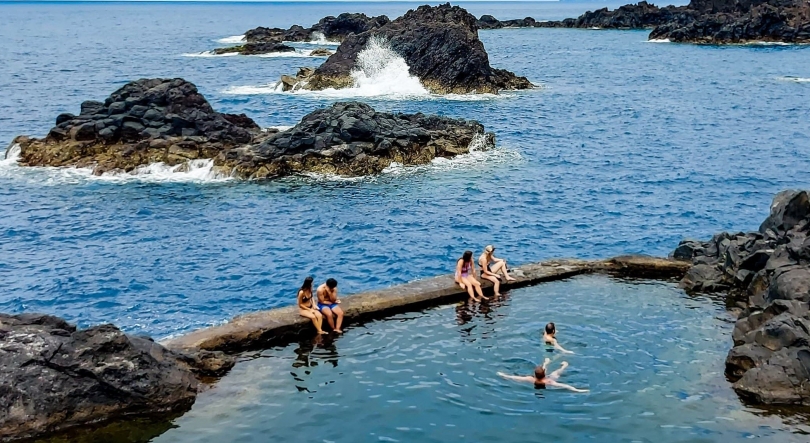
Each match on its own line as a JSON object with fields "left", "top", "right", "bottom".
{"left": 12, "top": 79, "right": 493, "bottom": 179}
{"left": 672, "top": 190, "right": 810, "bottom": 406}
{"left": 283, "top": 4, "right": 533, "bottom": 94}
{"left": 0, "top": 313, "right": 202, "bottom": 441}
{"left": 216, "top": 101, "right": 494, "bottom": 179}
{"left": 212, "top": 42, "right": 295, "bottom": 56}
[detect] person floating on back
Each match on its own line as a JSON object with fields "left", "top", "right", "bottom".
{"left": 298, "top": 276, "right": 327, "bottom": 335}
{"left": 455, "top": 250, "right": 488, "bottom": 302}
{"left": 317, "top": 278, "right": 344, "bottom": 333}
{"left": 498, "top": 358, "right": 588, "bottom": 393}
{"left": 478, "top": 244, "right": 516, "bottom": 296}
{"left": 544, "top": 322, "right": 573, "bottom": 354}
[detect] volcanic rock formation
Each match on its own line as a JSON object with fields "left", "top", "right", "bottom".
{"left": 535, "top": 1, "right": 692, "bottom": 29}
{"left": 281, "top": 4, "right": 533, "bottom": 94}
{"left": 538, "top": 0, "right": 810, "bottom": 43}
{"left": 11, "top": 78, "right": 493, "bottom": 179}
{"left": 213, "top": 13, "right": 390, "bottom": 55}
{"left": 672, "top": 190, "right": 810, "bottom": 405}
{"left": 0, "top": 313, "right": 234, "bottom": 442}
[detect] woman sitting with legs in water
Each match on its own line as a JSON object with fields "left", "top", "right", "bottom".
{"left": 298, "top": 276, "right": 327, "bottom": 335}
{"left": 455, "top": 250, "right": 487, "bottom": 302}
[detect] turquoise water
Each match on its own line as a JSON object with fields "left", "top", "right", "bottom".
{"left": 144, "top": 277, "right": 809, "bottom": 442}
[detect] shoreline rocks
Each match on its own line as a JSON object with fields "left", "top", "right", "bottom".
{"left": 212, "top": 42, "right": 295, "bottom": 56}
{"left": 672, "top": 190, "right": 810, "bottom": 406}
{"left": 13, "top": 78, "right": 494, "bottom": 179}
{"left": 281, "top": 4, "right": 533, "bottom": 94}
{"left": 0, "top": 313, "right": 234, "bottom": 442}
{"left": 538, "top": 0, "right": 810, "bottom": 44}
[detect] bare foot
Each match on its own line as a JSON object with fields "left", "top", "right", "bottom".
{"left": 494, "top": 293, "right": 502, "bottom": 297}
{"left": 318, "top": 330, "right": 328, "bottom": 335}
{"left": 505, "top": 277, "right": 517, "bottom": 282}
{"left": 334, "top": 329, "right": 344, "bottom": 334}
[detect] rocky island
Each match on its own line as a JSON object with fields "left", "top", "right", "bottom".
{"left": 673, "top": 190, "right": 810, "bottom": 405}
{"left": 537, "top": 0, "right": 810, "bottom": 44}
{"left": 212, "top": 13, "right": 389, "bottom": 55}
{"left": 278, "top": 4, "right": 534, "bottom": 94}
{"left": 10, "top": 77, "right": 494, "bottom": 178}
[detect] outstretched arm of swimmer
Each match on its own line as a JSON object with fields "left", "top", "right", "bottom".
{"left": 497, "top": 372, "right": 535, "bottom": 383}
{"left": 546, "top": 380, "right": 589, "bottom": 393}
{"left": 542, "top": 357, "right": 551, "bottom": 371}
{"left": 551, "top": 337, "right": 574, "bottom": 354}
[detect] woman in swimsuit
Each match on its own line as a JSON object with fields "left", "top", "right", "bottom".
{"left": 455, "top": 250, "right": 487, "bottom": 302}
{"left": 298, "top": 276, "right": 327, "bottom": 335}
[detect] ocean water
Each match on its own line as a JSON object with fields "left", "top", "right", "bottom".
{"left": 1, "top": 0, "right": 810, "bottom": 343}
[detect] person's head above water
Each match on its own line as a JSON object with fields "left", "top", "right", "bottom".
{"left": 301, "top": 276, "right": 313, "bottom": 291}
{"left": 545, "top": 322, "right": 556, "bottom": 336}
{"left": 462, "top": 250, "right": 473, "bottom": 263}
{"left": 326, "top": 278, "right": 338, "bottom": 289}
{"left": 534, "top": 365, "right": 546, "bottom": 381}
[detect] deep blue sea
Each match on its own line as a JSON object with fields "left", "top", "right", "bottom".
{"left": 2, "top": 0, "right": 810, "bottom": 342}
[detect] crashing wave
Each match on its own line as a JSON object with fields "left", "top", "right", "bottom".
{"left": 304, "top": 32, "right": 340, "bottom": 46}
{"left": 217, "top": 35, "right": 246, "bottom": 44}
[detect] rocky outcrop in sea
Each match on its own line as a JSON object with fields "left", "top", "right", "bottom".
{"left": 672, "top": 190, "right": 810, "bottom": 406}
{"left": 11, "top": 78, "right": 493, "bottom": 178}
{"left": 650, "top": 0, "right": 810, "bottom": 43}
{"left": 535, "top": 1, "right": 693, "bottom": 29}
{"left": 537, "top": 0, "right": 810, "bottom": 43}
{"left": 281, "top": 4, "right": 533, "bottom": 94}
{"left": 0, "top": 313, "right": 234, "bottom": 442}
{"left": 214, "top": 13, "right": 389, "bottom": 55}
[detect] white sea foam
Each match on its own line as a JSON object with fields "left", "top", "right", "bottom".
{"left": 0, "top": 146, "right": 231, "bottom": 185}
{"left": 298, "top": 134, "right": 521, "bottom": 182}
{"left": 183, "top": 49, "right": 318, "bottom": 58}
{"left": 303, "top": 32, "right": 340, "bottom": 46}
{"left": 776, "top": 76, "right": 810, "bottom": 83}
{"left": 182, "top": 51, "right": 240, "bottom": 58}
{"left": 217, "top": 34, "right": 246, "bottom": 44}
{"left": 267, "top": 125, "right": 293, "bottom": 132}
{"left": 223, "top": 36, "right": 519, "bottom": 101}
{"left": 647, "top": 38, "right": 671, "bottom": 43}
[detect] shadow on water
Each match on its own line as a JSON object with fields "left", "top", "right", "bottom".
{"left": 27, "top": 413, "right": 184, "bottom": 443}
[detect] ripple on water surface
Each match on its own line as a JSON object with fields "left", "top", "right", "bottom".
{"left": 147, "top": 276, "right": 808, "bottom": 443}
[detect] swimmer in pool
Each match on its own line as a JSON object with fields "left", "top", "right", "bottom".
{"left": 543, "top": 322, "right": 573, "bottom": 354}
{"left": 498, "top": 358, "right": 588, "bottom": 393}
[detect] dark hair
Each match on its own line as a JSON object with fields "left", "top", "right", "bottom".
{"left": 326, "top": 278, "right": 338, "bottom": 289}
{"left": 301, "top": 276, "right": 313, "bottom": 291}
{"left": 462, "top": 250, "right": 473, "bottom": 263}
{"left": 545, "top": 322, "right": 556, "bottom": 335}
{"left": 534, "top": 365, "right": 546, "bottom": 380}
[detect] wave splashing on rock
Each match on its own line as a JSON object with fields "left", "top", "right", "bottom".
{"left": 349, "top": 36, "right": 429, "bottom": 97}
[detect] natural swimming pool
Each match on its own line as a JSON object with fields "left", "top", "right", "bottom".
{"left": 141, "top": 276, "right": 807, "bottom": 442}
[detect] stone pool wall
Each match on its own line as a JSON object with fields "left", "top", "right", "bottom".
{"left": 163, "top": 255, "right": 689, "bottom": 353}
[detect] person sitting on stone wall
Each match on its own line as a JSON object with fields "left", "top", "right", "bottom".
{"left": 317, "top": 278, "right": 344, "bottom": 333}
{"left": 298, "top": 276, "right": 327, "bottom": 335}
{"left": 478, "top": 245, "right": 516, "bottom": 297}
{"left": 455, "top": 250, "right": 487, "bottom": 302}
